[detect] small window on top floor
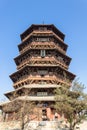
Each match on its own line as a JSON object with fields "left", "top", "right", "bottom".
{"left": 41, "top": 50, "right": 46, "bottom": 58}
{"left": 36, "top": 38, "right": 49, "bottom": 42}
{"left": 38, "top": 27, "right": 47, "bottom": 31}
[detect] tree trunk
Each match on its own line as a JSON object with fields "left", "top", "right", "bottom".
{"left": 21, "top": 119, "right": 24, "bottom": 130}
{"left": 70, "top": 123, "right": 75, "bottom": 130}
{"left": 20, "top": 113, "right": 24, "bottom": 130}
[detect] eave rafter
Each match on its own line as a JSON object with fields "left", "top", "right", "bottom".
{"left": 16, "top": 56, "right": 68, "bottom": 70}
{"left": 12, "top": 74, "right": 72, "bottom": 89}
{"left": 5, "top": 84, "right": 60, "bottom": 100}
{"left": 10, "top": 64, "right": 75, "bottom": 83}
{"left": 20, "top": 24, "right": 65, "bottom": 42}
{"left": 15, "top": 42, "right": 71, "bottom": 69}
{"left": 19, "top": 41, "right": 66, "bottom": 55}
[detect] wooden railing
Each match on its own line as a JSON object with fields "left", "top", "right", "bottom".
{"left": 13, "top": 75, "right": 71, "bottom": 88}
{"left": 20, "top": 41, "right": 66, "bottom": 55}
{"left": 17, "top": 56, "right": 68, "bottom": 70}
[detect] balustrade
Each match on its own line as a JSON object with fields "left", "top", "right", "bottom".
{"left": 17, "top": 56, "right": 68, "bottom": 70}
{"left": 13, "top": 74, "right": 70, "bottom": 88}
{"left": 20, "top": 40, "right": 66, "bottom": 55}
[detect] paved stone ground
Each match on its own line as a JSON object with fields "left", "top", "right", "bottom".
{"left": 78, "top": 121, "right": 87, "bottom": 130}
{"left": 0, "top": 121, "right": 21, "bottom": 130}
{"left": 0, "top": 119, "right": 87, "bottom": 130}
{"left": 0, "top": 120, "right": 67, "bottom": 130}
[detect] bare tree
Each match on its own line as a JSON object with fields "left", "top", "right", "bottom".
{"left": 1, "top": 89, "right": 35, "bottom": 130}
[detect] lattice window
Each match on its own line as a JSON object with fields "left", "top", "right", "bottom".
{"left": 36, "top": 38, "right": 49, "bottom": 42}
{"left": 37, "top": 92, "right": 48, "bottom": 96}
{"left": 38, "top": 27, "right": 47, "bottom": 31}
{"left": 38, "top": 70, "right": 48, "bottom": 77}
{"left": 41, "top": 50, "right": 46, "bottom": 58}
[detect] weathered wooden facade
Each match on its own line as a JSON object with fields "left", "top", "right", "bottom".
{"left": 0, "top": 24, "right": 75, "bottom": 121}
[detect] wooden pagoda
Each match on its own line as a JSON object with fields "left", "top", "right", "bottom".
{"left": 0, "top": 24, "right": 75, "bottom": 121}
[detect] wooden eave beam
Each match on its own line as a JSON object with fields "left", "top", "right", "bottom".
{"left": 18, "top": 32, "right": 67, "bottom": 52}
{"left": 20, "top": 24, "right": 65, "bottom": 41}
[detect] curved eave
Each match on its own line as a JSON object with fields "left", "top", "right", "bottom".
{"left": 5, "top": 84, "right": 61, "bottom": 100}
{"left": 20, "top": 24, "right": 34, "bottom": 40}
{"left": 10, "top": 64, "right": 75, "bottom": 77}
{"left": 0, "top": 96, "right": 54, "bottom": 112}
{"left": 15, "top": 48, "right": 70, "bottom": 61}
{"left": 32, "top": 24, "right": 65, "bottom": 39}
{"left": 0, "top": 99, "right": 25, "bottom": 112}
{"left": 51, "top": 24, "right": 65, "bottom": 40}
{"left": 20, "top": 24, "right": 65, "bottom": 41}
{"left": 9, "top": 65, "right": 29, "bottom": 80}
{"left": 0, "top": 101, "right": 10, "bottom": 107}
{"left": 10, "top": 65, "right": 75, "bottom": 83}
{"left": 18, "top": 33, "right": 67, "bottom": 52}
{"left": 14, "top": 48, "right": 70, "bottom": 66}
{"left": 18, "top": 96, "right": 55, "bottom": 101}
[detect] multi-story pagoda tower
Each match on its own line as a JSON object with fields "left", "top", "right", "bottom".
{"left": 0, "top": 24, "right": 75, "bottom": 121}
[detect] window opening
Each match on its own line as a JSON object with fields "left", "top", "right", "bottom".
{"left": 41, "top": 50, "right": 46, "bottom": 58}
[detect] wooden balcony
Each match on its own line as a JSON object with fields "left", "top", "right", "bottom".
{"left": 22, "top": 30, "right": 66, "bottom": 47}
{"left": 5, "top": 84, "right": 60, "bottom": 100}
{"left": 20, "top": 41, "right": 66, "bottom": 55}
{"left": 17, "top": 56, "right": 68, "bottom": 70}
{"left": 13, "top": 75, "right": 71, "bottom": 89}
{"left": 22, "top": 30, "right": 53, "bottom": 42}
{"left": 18, "top": 95, "right": 55, "bottom": 101}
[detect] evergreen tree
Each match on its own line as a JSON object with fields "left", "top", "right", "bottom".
{"left": 54, "top": 79, "right": 87, "bottom": 130}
